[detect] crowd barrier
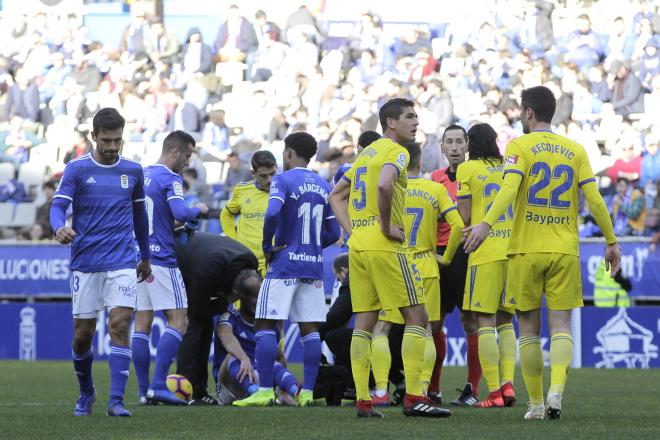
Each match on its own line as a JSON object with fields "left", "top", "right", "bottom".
{"left": 1, "top": 303, "right": 657, "bottom": 368}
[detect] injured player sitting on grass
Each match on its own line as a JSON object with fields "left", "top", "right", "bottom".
{"left": 215, "top": 281, "right": 300, "bottom": 406}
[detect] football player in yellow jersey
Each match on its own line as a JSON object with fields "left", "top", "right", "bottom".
{"left": 456, "top": 123, "right": 517, "bottom": 409}
{"left": 220, "top": 151, "right": 278, "bottom": 276}
{"left": 371, "top": 142, "right": 464, "bottom": 405}
{"left": 464, "top": 86, "right": 621, "bottom": 421}
{"left": 329, "top": 98, "right": 451, "bottom": 418}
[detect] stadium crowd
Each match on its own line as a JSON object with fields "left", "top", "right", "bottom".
{"left": 0, "top": 0, "right": 659, "bottom": 241}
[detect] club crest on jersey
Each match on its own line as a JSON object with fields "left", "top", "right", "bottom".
{"left": 173, "top": 181, "right": 184, "bottom": 196}
{"left": 120, "top": 174, "right": 129, "bottom": 188}
{"left": 396, "top": 153, "right": 407, "bottom": 168}
{"left": 505, "top": 155, "right": 519, "bottom": 165}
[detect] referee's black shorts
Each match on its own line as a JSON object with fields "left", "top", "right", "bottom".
{"left": 437, "top": 245, "right": 469, "bottom": 314}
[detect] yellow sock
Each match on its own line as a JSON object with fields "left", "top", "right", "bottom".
{"left": 370, "top": 335, "right": 391, "bottom": 392}
{"left": 402, "top": 325, "right": 427, "bottom": 398}
{"left": 420, "top": 336, "right": 436, "bottom": 394}
{"left": 478, "top": 327, "right": 500, "bottom": 393}
{"left": 497, "top": 323, "right": 516, "bottom": 385}
{"left": 351, "top": 330, "right": 372, "bottom": 401}
{"left": 549, "top": 333, "right": 573, "bottom": 395}
{"left": 519, "top": 335, "right": 544, "bottom": 406}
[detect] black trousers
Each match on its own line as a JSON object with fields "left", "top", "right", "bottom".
{"left": 176, "top": 309, "right": 214, "bottom": 399}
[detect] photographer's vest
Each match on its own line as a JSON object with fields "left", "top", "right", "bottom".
{"left": 594, "top": 261, "right": 630, "bottom": 307}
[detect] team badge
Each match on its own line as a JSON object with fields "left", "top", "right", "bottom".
{"left": 505, "top": 155, "right": 519, "bottom": 165}
{"left": 120, "top": 174, "right": 129, "bottom": 188}
{"left": 173, "top": 181, "right": 184, "bottom": 196}
{"left": 146, "top": 274, "right": 155, "bottom": 283}
{"left": 396, "top": 153, "right": 407, "bottom": 168}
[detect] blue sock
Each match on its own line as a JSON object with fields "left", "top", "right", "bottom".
{"left": 72, "top": 347, "right": 94, "bottom": 394}
{"left": 131, "top": 332, "right": 151, "bottom": 396}
{"left": 228, "top": 358, "right": 258, "bottom": 394}
{"left": 301, "top": 332, "right": 321, "bottom": 392}
{"left": 255, "top": 330, "right": 278, "bottom": 389}
{"left": 109, "top": 345, "right": 132, "bottom": 404}
{"left": 274, "top": 361, "right": 299, "bottom": 396}
{"left": 151, "top": 327, "right": 182, "bottom": 390}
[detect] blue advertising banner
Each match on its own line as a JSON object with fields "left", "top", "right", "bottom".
{"left": 2, "top": 241, "right": 658, "bottom": 299}
{"left": 579, "top": 240, "right": 659, "bottom": 300}
{"left": 0, "top": 244, "right": 70, "bottom": 296}
{"left": 1, "top": 303, "right": 658, "bottom": 369}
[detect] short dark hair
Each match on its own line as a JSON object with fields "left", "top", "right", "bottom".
{"left": 284, "top": 132, "right": 317, "bottom": 161}
{"left": 183, "top": 168, "right": 198, "bottom": 179}
{"left": 467, "top": 123, "right": 502, "bottom": 165}
{"left": 42, "top": 180, "right": 56, "bottom": 191}
{"left": 92, "top": 108, "right": 125, "bottom": 134}
{"left": 357, "top": 130, "right": 381, "bottom": 149}
{"left": 442, "top": 124, "right": 467, "bottom": 142}
{"left": 232, "top": 269, "right": 262, "bottom": 299}
{"left": 521, "top": 86, "right": 556, "bottom": 123}
{"left": 403, "top": 142, "right": 421, "bottom": 171}
{"left": 251, "top": 150, "right": 277, "bottom": 170}
{"left": 379, "top": 98, "right": 415, "bottom": 131}
{"left": 333, "top": 252, "right": 349, "bottom": 273}
{"left": 162, "top": 130, "right": 196, "bottom": 154}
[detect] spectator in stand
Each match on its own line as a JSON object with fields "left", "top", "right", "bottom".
{"left": 40, "top": 52, "right": 72, "bottom": 107}
{"left": 623, "top": 17, "right": 656, "bottom": 60}
{"left": 0, "top": 116, "right": 43, "bottom": 168}
{"left": 168, "top": 91, "right": 205, "bottom": 137}
{"left": 69, "top": 50, "right": 101, "bottom": 95}
{"left": 118, "top": 9, "right": 149, "bottom": 57}
{"left": 35, "top": 180, "right": 56, "bottom": 232}
{"left": 62, "top": 129, "right": 93, "bottom": 164}
{"left": 610, "top": 60, "right": 646, "bottom": 117}
{"left": 562, "top": 14, "right": 605, "bottom": 73}
{"left": 3, "top": 68, "right": 39, "bottom": 123}
{"left": 145, "top": 21, "right": 180, "bottom": 65}
{"left": 608, "top": 136, "right": 643, "bottom": 183}
{"left": 223, "top": 151, "right": 252, "bottom": 196}
{"left": 182, "top": 27, "right": 214, "bottom": 75}
{"left": 201, "top": 109, "right": 231, "bottom": 160}
{"left": 641, "top": 134, "right": 660, "bottom": 206}
{"left": 520, "top": 0, "right": 555, "bottom": 56}
{"left": 214, "top": 4, "right": 258, "bottom": 63}
{"left": 254, "top": 9, "right": 282, "bottom": 45}
{"left": 639, "top": 36, "right": 660, "bottom": 90}
{"left": 610, "top": 177, "right": 647, "bottom": 236}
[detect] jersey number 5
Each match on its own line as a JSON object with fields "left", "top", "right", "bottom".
{"left": 352, "top": 167, "right": 367, "bottom": 211}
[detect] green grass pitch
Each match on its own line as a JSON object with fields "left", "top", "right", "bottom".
{"left": 1, "top": 361, "right": 657, "bottom": 439}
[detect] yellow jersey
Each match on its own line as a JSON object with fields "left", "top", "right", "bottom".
{"left": 457, "top": 159, "right": 512, "bottom": 266}
{"left": 344, "top": 137, "right": 410, "bottom": 253}
{"left": 221, "top": 181, "right": 269, "bottom": 267}
{"left": 501, "top": 130, "right": 596, "bottom": 256}
{"left": 405, "top": 176, "right": 457, "bottom": 278}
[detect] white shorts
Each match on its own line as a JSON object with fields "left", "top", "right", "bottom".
{"left": 71, "top": 269, "right": 137, "bottom": 319}
{"left": 136, "top": 265, "right": 188, "bottom": 311}
{"left": 256, "top": 278, "right": 327, "bottom": 323}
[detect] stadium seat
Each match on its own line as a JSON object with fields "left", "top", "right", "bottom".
{"left": 9, "top": 202, "right": 37, "bottom": 227}
{"left": 0, "top": 203, "right": 13, "bottom": 226}
{"left": 0, "top": 163, "right": 15, "bottom": 182}
{"left": 17, "top": 163, "right": 47, "bottom": 191}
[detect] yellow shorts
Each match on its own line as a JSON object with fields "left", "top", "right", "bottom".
{"left": 350, "top": 249, "right": 425, "bottom": 313}
{"left": 462, "top": 260, "right": 515, "bottom": 315}
{"left": 379, "top": 277, "right": 439, "bottom": 324}
{"left": 506, "top": 253, "right": 583, "bottom": 311}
